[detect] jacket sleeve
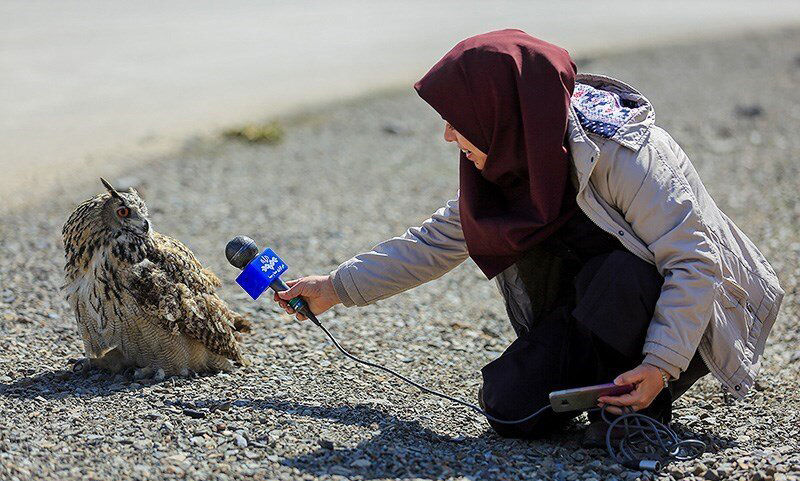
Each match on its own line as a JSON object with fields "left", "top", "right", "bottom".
{"left": 330, "top": 195, "right": 469, "bottom": 307}
{"left": 607, "top": 128, "right": 721, "bottom": 380}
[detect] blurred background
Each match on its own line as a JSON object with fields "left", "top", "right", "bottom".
{"left": 2, "top": 0, "right": 800, "bottom": 212}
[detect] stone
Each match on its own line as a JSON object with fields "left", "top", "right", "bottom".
{"left": 233, "top": 434, "right": 248, "bottom": 448}
{"left": 694, "top": 462, "right": 709, "bottom": 476}
{"left": 735, "top": 104, "right": 764, "bottom": 118}
{"left": 328, "top": 465, "right": 350, "bottom": 476}
{"left": 183, "top": 408, "right": 206, "bottom": 419}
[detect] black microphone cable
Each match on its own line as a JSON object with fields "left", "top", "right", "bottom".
{"left": 302, "top": 308, "right": 705, "bottom": 472}
{"left": 307, "top": 310, "right": 551, "bottom": 425}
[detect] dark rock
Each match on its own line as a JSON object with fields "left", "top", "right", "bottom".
{"left": 694, "top": 462, "right": 709, "bottom": 476}
{"left": 735, "top": 104, "right": 764, "bottom": 118}
{"left": 381, "top": 123, "right": 413, "bottom": 136}
{"left": 328, "top": 465, "right": 350, "bottom": 476}
{"left": 182, "top": 408, "right": 206, "bottom": 419}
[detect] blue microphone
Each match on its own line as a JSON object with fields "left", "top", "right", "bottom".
{"left": 225, "top": 236, "right": 318, "bottom": 324}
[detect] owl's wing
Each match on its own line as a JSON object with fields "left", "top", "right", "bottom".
{"left": 124, "top": 233, "right": 251, "bottom": 362}
{"left": 147, "top": 232, "right": 223, "bottom": 292}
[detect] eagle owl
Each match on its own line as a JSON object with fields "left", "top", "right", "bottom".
{"left": 62, "top": 179, "right": 250, "bottom": 376}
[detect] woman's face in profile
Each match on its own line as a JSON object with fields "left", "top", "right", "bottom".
{"left": 444, "top": 122, "right": 487, "bottom": 170}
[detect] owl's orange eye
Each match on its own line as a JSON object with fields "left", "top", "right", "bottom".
{"left": 116, "top": 206, "right": 130, "bottom": 218}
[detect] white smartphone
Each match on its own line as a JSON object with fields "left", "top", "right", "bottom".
{"left": 549, "top": 382, "right": 634, "bottom": 412}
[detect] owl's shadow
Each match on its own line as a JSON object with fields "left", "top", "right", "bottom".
{"left": 0, "top": 365, "right": 184, "bottom": 399}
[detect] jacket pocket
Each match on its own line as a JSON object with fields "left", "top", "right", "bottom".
{"left": 719, "top": 277, "right": 748, "bottom": 309}
{"left": 716, "top": 277, "right": 758, "bottom": 354}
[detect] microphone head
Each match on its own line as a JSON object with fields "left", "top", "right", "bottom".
{"left": 226, "top": 235, "right": 259, "bottom": 269}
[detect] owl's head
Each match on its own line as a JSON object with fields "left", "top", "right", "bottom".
{"left": 97, "top": 178, "right": 151, "bottom": 237}
{"left": 63, "top": 178, "right": 153, "bottom": 272}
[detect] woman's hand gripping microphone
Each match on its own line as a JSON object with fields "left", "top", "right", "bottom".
{"left": 274, "top": 275, "right": 341, "bottom": 321}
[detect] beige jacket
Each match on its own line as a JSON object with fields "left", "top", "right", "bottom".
{"left": 331, "top": 74, "right": 784, "bottom": 398}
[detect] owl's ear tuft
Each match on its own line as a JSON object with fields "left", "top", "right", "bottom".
{"left": 100, "top": 177, "right": 124, "bottom": 200}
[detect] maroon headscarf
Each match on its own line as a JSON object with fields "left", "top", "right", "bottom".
{"left": 414, "top": 29, "right": 578, "bottom": 279}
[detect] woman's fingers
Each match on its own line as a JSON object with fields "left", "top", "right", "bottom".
{"left": 271, "top": 275, "right": 338, "bottom": 322}
{"left": 598, "top": 392, "right": 644, "bottom": 414}
{"left": 598, "top": 364, "right": 667, "bottom": 414}
{"left": 614, "top": 366, "right": 646, "bottom": 385}
{"left": 598, "top": 391, "right": 641, "bottom": 407}
{"left": 277, "top": 280, "right": 302, "bottom": 300}
{"left": 601, "top": 405, "right": 624, "bottom": 415}
{"left": 273, "top": 287, "right": 295, "bottom": 313}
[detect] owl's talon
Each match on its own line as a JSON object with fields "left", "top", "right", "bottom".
{"left": 71, "top": 358, "right": 92, "bottom": 374}
{"left": 134, "top": 366, "right": 155, "bottom": 380}
{"left": 152, "top": 368, "right": 166, "bottom": 382}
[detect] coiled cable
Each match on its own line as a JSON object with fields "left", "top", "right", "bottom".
{"left": 601, "top": 404, "right": 706, "bottom": 470}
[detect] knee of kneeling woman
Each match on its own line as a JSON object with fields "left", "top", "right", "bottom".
{"left": 479, "top": 384, "right": 565, "bottom": 439}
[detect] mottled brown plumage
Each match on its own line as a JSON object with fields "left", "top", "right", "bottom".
{"left": 62, "top": 179, "right": 250, "bottom": 375}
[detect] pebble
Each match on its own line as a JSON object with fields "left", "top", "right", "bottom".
{"left": 735, "top": 104, "right": 764, "bottom": 118}
{"left": 233, "top": 434, "right": 248, "bottom": 448}
{"left": 328, "top": 466, "right": 351, "bottom": 476}
{"left": 182, "top": 409, "right": 206, "bottom": 419}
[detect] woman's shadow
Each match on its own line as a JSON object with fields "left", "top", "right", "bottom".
{"left": 202, "top": 396, "right": 736, "bottom": 480}
{"left": 1, "top": 370, "right": 737, "bottom": 480}
{"left": 208, "top": 396, "right": 582, "bottom": 480}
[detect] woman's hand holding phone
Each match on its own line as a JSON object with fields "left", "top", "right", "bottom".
{"left": 598, "top": 363, "right": 668, "bottom": 414}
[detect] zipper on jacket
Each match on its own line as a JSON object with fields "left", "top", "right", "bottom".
{"left": 576, "top": 192, "right": 729, "bottom": 394}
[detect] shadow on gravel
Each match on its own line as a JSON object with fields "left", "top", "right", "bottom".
{"left": 207, "top": 397, "right": 739, "bottom": 479}
{"left": 0, "top": 368, "right": 155, "bottom": 400}
{"left": 228, "top": 397, "right": 592, "bottom": 480}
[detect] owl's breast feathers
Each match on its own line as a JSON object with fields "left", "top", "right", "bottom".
{"left": 126, "top": 232, "right": 251, "bottom": 362}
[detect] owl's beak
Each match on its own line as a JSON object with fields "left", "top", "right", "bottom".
{"left": 100, "top": 177, "right": 124, "bottom": 200}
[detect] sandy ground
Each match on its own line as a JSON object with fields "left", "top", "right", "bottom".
{"left": 1, "top": 27, "right": 799, "bottom": 481}
{"left": 3, "top": 1, "right": 800, "bottom": 213}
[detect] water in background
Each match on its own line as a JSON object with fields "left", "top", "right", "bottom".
{"left": 1, "top": 0, "right": 799, "bottom": 209}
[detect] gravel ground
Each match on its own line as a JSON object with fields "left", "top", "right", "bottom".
{"left": 1, "top": 28, "right": 799, "bottom": 481}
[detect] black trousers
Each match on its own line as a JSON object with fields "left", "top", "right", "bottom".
{"left": 480, "top": 250, "right": 709, "bottom": 438}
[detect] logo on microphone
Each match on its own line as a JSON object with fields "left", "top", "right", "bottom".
{"left": 260, "top": 255, "right": 280, "bottom": 274}
{"left": 257, "top": 251, "right": 287, "bottom": 279}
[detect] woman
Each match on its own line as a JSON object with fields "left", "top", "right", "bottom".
{"left": 273, "top": 30, "right": 783, "bottom": 439}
